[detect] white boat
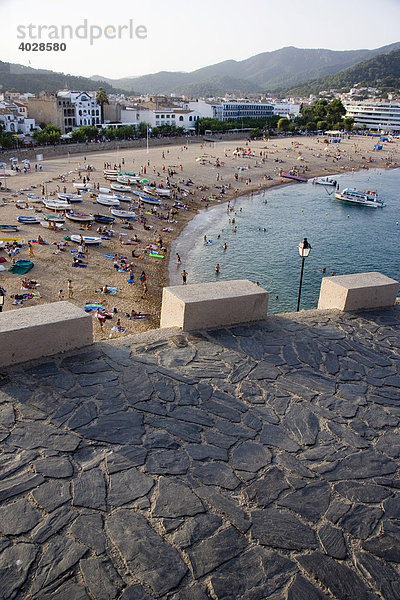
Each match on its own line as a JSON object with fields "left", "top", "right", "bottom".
{"left": 334, "top": 188, "right": 385, "bottom": 208}
{"left": 117, "top": 175, "right": 140, "bottom": 184}
{"left": 110, "top": 209, "right": 136, "bottom": 219}
{"left": 73, "top": 183, "right": 93, "bottom": 190}
{"left": 43, "top": 200, "right": 71, "bottom": 211}
{"left": 139, "top": 195, "right": 162, "bottom": 205}
{"left": 40, "top": 220, "right": 64, "bottom": 230}
{"left": 312, "top": 177, "right": 337, "bottom": 186}
{"left": 113, "top": 193, "right": 132, "bottom": 203}
{"left": 57, "top": 193, "right": 82, "bottom": 202}
{"left": 104, "top": 174, "right": 119, "bottom": 181}
{"left": 98, "top": 187, "right": 111, "bottom": 194}
{"left": 96, "top": 196, "right": 120, "bottom": 207}
{"left": 70, "top": 235, "right": 102, "bottom": 245}
{"left": 66, "top": 212, "right": 94, "bottom": 222}
{"left": 17, "top": 215, "right": 41, "bottom": 224}
{"left": 111, "top": 183, "right": 131, "bottom": 192}
{"left": 143, "top": 186, "right": 171, "bottom": 197}
{"left": 103, "top": 169, "right": 119, "bottom": 176}
{"left": 43, "top": 214, "right": 66, "bottom": 223}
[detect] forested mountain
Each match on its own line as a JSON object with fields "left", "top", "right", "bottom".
{"left": 285, "top": 48, "right": 400, "bottom": 96}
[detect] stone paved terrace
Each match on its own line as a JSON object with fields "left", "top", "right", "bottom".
{"left": 1, "top": 306, "right": 400, "bottom": 600}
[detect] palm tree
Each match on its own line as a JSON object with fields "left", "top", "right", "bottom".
{"left": 96, "top": 87, "right": 109, "bottom": 124}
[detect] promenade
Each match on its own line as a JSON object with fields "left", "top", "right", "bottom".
{"left": 0, "top": 305, "right": 399, "bottom": 599}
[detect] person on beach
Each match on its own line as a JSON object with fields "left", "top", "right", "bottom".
{"left": 176, "top": 253, "right": 181, "bottom": 264}
{"left": 58, "top": 290, "right": 64, "bottom": 301}
{"left": 181, "top": 269, "right": 187, "bottom": 285}
{"left": 141, "top": 282, "right": 148, "bottom": 299}
{"left": 67, "top": 279, "right": 73, "bottom": 299}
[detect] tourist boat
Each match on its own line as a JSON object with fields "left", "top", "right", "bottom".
{"left": 17, "top": 216, "right": 40, "bottom": 224}
{"left": 70, "top": 235, "right": 102, "bottom": 245}
{"left": 66, "top": 212, "right": 94, "bottom": 222}
{"left": 94, "top": 214, "right": 115, "bottom": 224}
{"left": 96, "top": 196, "right": 120, "bottom": 207}
{"left": 111, "top": 183, "right": 131, "bottom": 192}
{"left": 110, "top": 209, "right": 136, "bottom": 219}
{"left": 312, "top": 177, "right": 337, "bottom": 186}
{"left": 57, "top": 193, "right": 82, "bottom": 202}
{"left": 43, "top": 214, "right": 66, "bottom": 223}
{"left": 40, "top": 220, "right": 64, "bottom": 230}
{"left": 143, "top": 186, "right": 171, "bottom": 197}
{"left": 113, "top": 193, "right": 132, "bottom": 203}
{"left": 279, "top": 172, "right": 308, "bottom": 183}
{"left": 334, "top": 188, "right": 385, "bottom": 208}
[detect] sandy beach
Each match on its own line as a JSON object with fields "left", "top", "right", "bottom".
{"left": 0, "top": 134, "right": 398, "bottom": 340}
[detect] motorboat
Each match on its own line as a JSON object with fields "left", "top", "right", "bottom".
{"left": 66, "top": 212, "right": 94, "bottom": 222}
{"left": 111, "top": 183, "right": 131, "bottom": 192}
{"left": 17, "top": 216, "right": 40, "bottom": 224}
{"left": 312, "top": 177, "right": 337, "bottom": 186}
{"left": 334, "top": 188, "right": 385, "bottom": 208}
{"left": 43, "top": 200, "right": 71, "bottom": 211}
{"left": 73, "top": 182, "right": 92, "bottom": 190}
{"left": 110, "top": 209, "right": 136, "bottom": 219}
{"left": 96, "top": 196, "right": 120, "bottom": 207}
{"left": 57, "top": 193, "right": 82, "bottom": 202}
{"left": 70, "top": 235, "right": 102, "bottom": 245}
{"left": 143, "top": 185, "right": 171, "bottom": 197}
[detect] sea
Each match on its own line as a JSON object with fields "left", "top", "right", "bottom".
{"left": 169, "top": 167, "right": 400, "bottom": 314}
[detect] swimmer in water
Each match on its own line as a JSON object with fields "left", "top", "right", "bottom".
{"left": 223, "top": 243, "right": 227, "bottom": 250}
{"left": 215, "top": 263, "right": 220, "bottom": 274}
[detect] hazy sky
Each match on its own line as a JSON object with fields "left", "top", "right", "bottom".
{"left": 1, "top": 0, "right": 399, "bottom": 79}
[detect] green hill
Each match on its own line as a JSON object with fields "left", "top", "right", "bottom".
{"left": 285, "top": 48, "right": 400, "bottom": 96}
{"left": 0, "top": 61, "right": 126, "bottom": 95}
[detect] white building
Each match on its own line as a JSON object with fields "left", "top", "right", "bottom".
{"left": 57, "top": 91, "right": 101, "bottom": 131}
{"left": 119, "top": 104, "right": 201, "bottom": 132}
{"left": 272, "top": 101, "right": 301, "bottom": 119}
{"left": 0, "top": 102, "right": 36, "bottom": 135}
{"left": 344, "top": 101, "right": 400, "bottom": 133}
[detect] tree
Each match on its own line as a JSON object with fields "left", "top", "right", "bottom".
{"left": 342, "top": 117, "right": 354, "bottom": 131}
{"left": 316, "top": 120, "right": 328, "bottom": 131}
{"left": 277, "top": 118, "right": 290, "bottom": 133}
{"left": 96, "top": 87, "right": 109, "bottom": 124}
{"left": 33, "top": 124, "right": 61, "bottom": 145}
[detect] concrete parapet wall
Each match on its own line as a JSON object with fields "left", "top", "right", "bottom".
{"left": 0, "top": 301, "right": 93, "bottom": 367}
{"left": 318, "top": 272, "right": 399, "bottom": 311}
{"left": 160, "top": 280, "right": 269, "bottom": 331}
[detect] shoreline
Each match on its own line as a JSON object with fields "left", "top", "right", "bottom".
{"left": 0, "top": 134, "right": 398, "bottom": 340}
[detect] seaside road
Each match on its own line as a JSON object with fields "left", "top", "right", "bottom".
{"left": 0, "top": 306, "right": 399, "bottom": 599}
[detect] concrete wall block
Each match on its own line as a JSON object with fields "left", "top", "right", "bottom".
{"left": 160, "top": 280, "right": 269, "bottom": 331}
{"left": 0, "top": 301, "right": 93, "bottom": 367}
{"left": 318, "top": 272, "right": 399, "bottom": 311}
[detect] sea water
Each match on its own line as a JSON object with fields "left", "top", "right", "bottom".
{"left": 170, "top": 167, "right": 400, "bottom": 314}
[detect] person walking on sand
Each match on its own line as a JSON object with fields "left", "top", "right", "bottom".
{"left": 176, "top": 253, "right": 181, "bottom": 264}
{"left": 181, "top": 269, "right": 187, "bottom": 285}
{"left": 58, "top": 289, "right": 64, "bottom": 301}
{"left": 67, "top": 279, "right": 73, "bottom": 299}
{"left": 28, "top": 242, "right": 34, "bottom": 257}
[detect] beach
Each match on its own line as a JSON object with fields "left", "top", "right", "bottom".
{"left": 0, "top": 134, "right": 398, "bottom": 340}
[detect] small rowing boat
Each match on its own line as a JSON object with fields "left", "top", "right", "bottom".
{"left": 113, "top": 193, "right": 132, "bottom": 203}
{"left": 40, "top": 220, "right": 64, "bottom": 230}
{"left": 111, "top": 183, "right": 131, "bottom": 192}
{"left": 110, "top": 209, "right": 136, "bottom": 219}
{"left": 143, "top": 185, "right": 171, "bottom": 197}
{"left": 96, "top": 196, "right": 120, "bottom": 207}
{"left": 57, "top": 193, "right": 82, "bottom": 202}
{"left": 43, "top": 200, "right": 71, "bottom": 211}
{"left": 70, "top": 235, "right": 102, "bottom": 245}
{"left": 73, "top": 183, "right": 93, "bottom": 190}
{"left": 17, "top": 216, "right": 40, "bottom": 224}
{"left": 94, "top": 214, "right": 115, "bottom": 224}
{"left": 66, "top": 212, "right": 94, "bottom": 222}
{"left": 43, "top": 214, "right": 66, "bottom": 223}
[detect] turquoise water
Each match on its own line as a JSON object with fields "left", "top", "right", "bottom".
{"left": 170, "top": 168, "right": 400, "bottom": 314}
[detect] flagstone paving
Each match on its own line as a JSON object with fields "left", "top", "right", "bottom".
{"left": 0, "top": 306, "right": 400, "bottom": 599}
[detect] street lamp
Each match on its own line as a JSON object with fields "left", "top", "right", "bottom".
{"left": 296, "top": 238, "right": 311, "bottom": 312}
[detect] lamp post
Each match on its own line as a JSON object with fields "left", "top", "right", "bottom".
{"left": 296, "top": 237, "right": 311, "bottom": 312}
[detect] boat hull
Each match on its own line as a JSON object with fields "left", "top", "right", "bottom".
{"left": 70, "top": 235, "right": 101, "bottom": 245}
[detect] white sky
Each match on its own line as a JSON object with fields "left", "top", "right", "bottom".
{"left": 0, "top": 0, "right": 399, "bottom": 80}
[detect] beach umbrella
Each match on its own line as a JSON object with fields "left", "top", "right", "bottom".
{"left": 140, "top": 179, "right": 149, "bottom": 183}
